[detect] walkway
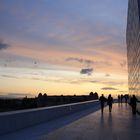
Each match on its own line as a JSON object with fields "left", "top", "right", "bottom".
{"left": 0, "top": 103, "right": 140, "bottom": 140}
{"left": 42, "top": 104, "right": 140, "bottom": 140}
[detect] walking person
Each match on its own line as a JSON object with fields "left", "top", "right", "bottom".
{"left": 124, "top": 94, "right": 129, "bottom": 104}
{"left": 118, "top": 94, "right": 121, "bottom": 104}
{"left": 120, "top": 94, "right": 123, "bottom": 103}
{"left": 99, "top": 94, "right": 106, "bottom": 113}
{"left": 107, "top": 94, "right": 113, "bottom": 112}
{"left": 130, "top": 95, "right": 140, "bottom": 115}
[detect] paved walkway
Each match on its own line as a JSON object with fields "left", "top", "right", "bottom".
{"left": 0, "top": 103, "right": 140, "bottom": 140}
{"left": 41, "top": 104, "right": 140, "bottom": 140}
{"left": 0, "top": 103, "right": 100, "bottom": 140}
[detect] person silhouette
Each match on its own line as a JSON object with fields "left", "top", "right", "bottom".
{"left": 130, "top": 95, "right": 140, "bottom": 115}
{"left": 118, "top": 95, "right": 121, "bottom": 104}
{"left": 99, "top": 94, "right": 107, "bottom": 113}
{"left": 120, "top": 94, "right": 123, "bottom": 103}
{"left": 124, "top": 94, "right": 129, "bottom": 104}
{"left": 107, "top": 94, "right": 113, "bottom": 112}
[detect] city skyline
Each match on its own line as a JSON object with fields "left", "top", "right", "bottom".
{"left": 0, "top": 0, "right": 128, "bottom": 97}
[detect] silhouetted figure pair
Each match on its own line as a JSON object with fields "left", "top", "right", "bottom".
{"left": 130, "top": 95, "right": 140, "bottom": 115}
{"left": 107, "top": 94, "right": 113, "bottom": 112}
{"left": 99, "top": 94, "right": 113, "bottom": 113}
{"left": 99, "top": 94, "right": 107, "bottom": 113}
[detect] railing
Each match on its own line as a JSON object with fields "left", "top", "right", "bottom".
{"left": 0, "top": 100, "right": 99, "bottom": 135}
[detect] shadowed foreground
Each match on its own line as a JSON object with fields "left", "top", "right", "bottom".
{"left": 0, "top": 103, "right": 140, "bottom": 140}
{"left": 41, "top": 104, "right": 140, "bottom": 140}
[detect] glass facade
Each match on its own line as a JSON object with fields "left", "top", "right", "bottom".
{"left": 126, "top": 0, "right": 140, "bottom": 111}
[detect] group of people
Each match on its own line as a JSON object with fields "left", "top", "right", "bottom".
{"left": 99, "top": 94, "right": 140, "bottom": 115}
{"left": 99, "top": 94, "right": 113, "bottom": 113}
{"left": 118, "top": 94, "right": 129, "bottom": 104}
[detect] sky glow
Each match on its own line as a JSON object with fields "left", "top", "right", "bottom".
{"left": 0, "top": 0, "right": 128, "bottom": 97}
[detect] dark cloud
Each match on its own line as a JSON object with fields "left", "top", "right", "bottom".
{"left": 101, "top": 81, "right": 124, "bottom": 86}
{"left": 66, "top": 57, "right": 94, "bottom": 66}
{"left": 0, "top": 40, "right": 9, "bottom": 50}
{"left": 66, "top": 57, "right": 111, "bottom": 67}
{"left": 101, "top": 87, "right": 118, "bottom": 90}
{"left": 84, "top": 60, "right": 94, "bottom": 65}
{"left": 0, "top": 75, "right": 19, "bottom": 79}
{"left": 105, "top": 74, "right": 111, "bottom": 77}
{"left": 89, "top": 80, "right": 98, "bottom": 83}
{"left": 80, "top": 68, "right": 93, "bottom": 75}
{"left": 119, "top": 90, "right": 128, "bottom": 93}
{"left": 66, "top": 57, "right": 84, "bottom": 63}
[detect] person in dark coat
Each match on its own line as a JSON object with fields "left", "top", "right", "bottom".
{"left": 107, "top": 94, "right": 113, "bottom": 112}
{"left": 99, "top": 94, "right": 107, "bottom": 113}
{"left": 130, "top": 95, "right": 140, "bottom": 115}
{"left": 124, "top": 94, "right": 129, "bottom": 104}
{"left": 120, "top": 94, "right": 123, "bottom": 103}
{"left": 118, "top": 95, "right": 121, "bottom": 103}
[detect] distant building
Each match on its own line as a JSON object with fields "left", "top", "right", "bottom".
{"left": 126, "top": 0, "right": 140, "bottom": 111}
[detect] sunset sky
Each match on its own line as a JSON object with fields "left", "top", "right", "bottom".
{"left": 0, "top": 0, "right": 128, "bottom": 98}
